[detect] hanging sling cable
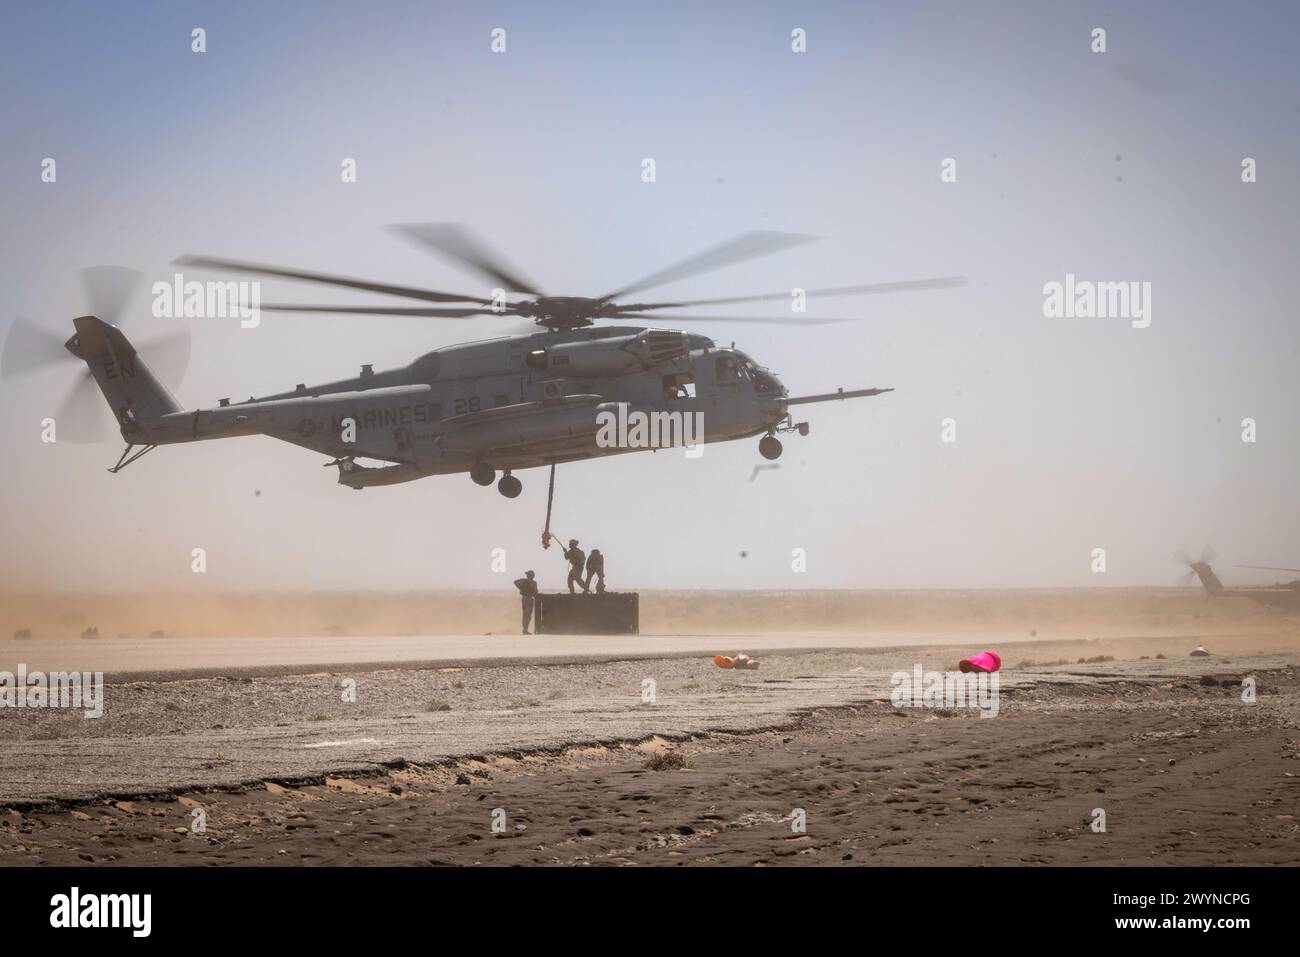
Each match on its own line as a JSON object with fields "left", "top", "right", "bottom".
{"left": 540, "top": 463, "right": 560, "bottom": 549}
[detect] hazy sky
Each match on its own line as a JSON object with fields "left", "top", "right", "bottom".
{"left": 1, "top": 0, "right": 1297, "bottom": 592}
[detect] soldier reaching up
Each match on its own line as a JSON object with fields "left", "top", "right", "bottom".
{"left": 562, "top": 539, "right": 587, "bottom": 594}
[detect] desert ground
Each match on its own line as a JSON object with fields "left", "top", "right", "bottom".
{"left": 1, "top": 590, "right": 1297, "bottom": 866}
{"left": 5, "top": 587, "right": 1296, "bottom": 643}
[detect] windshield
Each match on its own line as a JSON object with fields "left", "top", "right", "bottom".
{"left": 738, "top": 355, "right": 782, "bottom": 395}
{"left": 715, "top": 355, "right": 747, "bottom": 383}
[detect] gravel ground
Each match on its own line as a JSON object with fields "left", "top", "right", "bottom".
{"left": 1, "top": 655, "right": 1296, "bottom": 866}
{"left": 1, "top": 636, "right": 1294, "bottom": 808}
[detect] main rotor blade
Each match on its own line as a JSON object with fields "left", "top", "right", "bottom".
{"left": 619, "top": 275, "right": 969, "bottom": 312}
{"left": 610, "top": 312, "right": 857, "bottom": 325}
{"left": 81, "top": 266, "right": 143, "bottom": 326}
{"left": 174, "top": 255, "right": 491, "bottom": 306}
{"left": 2, "top": 317, "right": 71, "bottom": 378}
{"left": 136, "top": 327, "right": 191, "bottom": 387}
{"left": 388, "top": 223, "right": 544, "bottom": 297}
{"left": 257, "top": 304, "right": 521, "bottom": 318}
{"left": 600, "top": 231, "right": 816, "bottom": 301}
{"left": 1237, "top": 565, "right": 1300, "bottom": 573}
{"left": 52, "top": 369, "right": 111, "bottom": 443}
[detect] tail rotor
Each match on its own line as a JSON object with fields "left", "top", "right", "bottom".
{"left": 1175, "top": 545, "right": 1223, "bottom": 593}
{"left": 2, "top": 267, "right": 191, "bottom": 443}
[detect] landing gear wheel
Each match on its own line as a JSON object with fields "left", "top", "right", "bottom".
{"left": 470, "top": 463, "right": 495, "bottom": 486}
{"left": 759, "top": 435, "right": 783, "bottom": 460}
{"left": 498, "top": 473, "right": 522, "bottom": 498}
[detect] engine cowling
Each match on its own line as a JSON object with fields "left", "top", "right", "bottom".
{"left": 528, "top": 330, "right": 690, "bottom": 377}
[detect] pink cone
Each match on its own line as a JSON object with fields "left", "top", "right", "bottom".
{"left": 958, "top": 650, "right": 1001, "bottom": 673}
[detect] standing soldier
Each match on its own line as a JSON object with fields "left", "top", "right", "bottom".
{"left": 514, "top": 570, "right": 539, "bottom": 634}
{"left": 585, "top": 548, "right": 606, "bottom": 594}
{"left": 562, "top": 539, "right": 587, "bottom": 594}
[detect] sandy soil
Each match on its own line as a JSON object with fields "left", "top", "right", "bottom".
{"left": 4, "top": 587, "right": 1296, "bottom": 641}
{"left": 2, "top": 637, "right": 1296, "bottom": 866}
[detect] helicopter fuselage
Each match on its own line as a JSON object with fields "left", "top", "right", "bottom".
{"left": 133, "top": 325, "right": 791, "bottom": 488}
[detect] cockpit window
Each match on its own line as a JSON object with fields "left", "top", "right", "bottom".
{"left": 739, "top": 356, "right": 782, "bottom": 395}
{"left": 715, "top": 355, "right": 745, "bottom": 383}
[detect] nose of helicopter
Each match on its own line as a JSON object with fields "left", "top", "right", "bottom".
{"left": 750, "top": 366, "right": 786, "bottom": 399}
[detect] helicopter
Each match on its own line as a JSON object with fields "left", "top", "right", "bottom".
{"left": 5, "top": 227, "right": 965, "bottom": 496}
{"left": 1179, "top": 547, "right": 1300, "bottom": 613}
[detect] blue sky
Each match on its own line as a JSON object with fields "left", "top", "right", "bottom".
{"left": 1, "top": 1, "right": 1297, "bottom": 591}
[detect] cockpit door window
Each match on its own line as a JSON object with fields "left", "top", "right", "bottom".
{"left": 663, "top": 373, "right": 695, "bottom": 399}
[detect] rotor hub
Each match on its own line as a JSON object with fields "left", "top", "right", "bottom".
{"left": 515, "top": 297, "right": 614, "bottom": 329}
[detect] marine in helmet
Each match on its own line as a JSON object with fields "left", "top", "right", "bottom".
{"left": 562, "top": 539, "right": 587, "bottom": 594}
{"left": 513, "top": 570, "right": 539, "bottom": 634}
{"left": 584, "top": 548, "right": 606, "bottom": 594}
